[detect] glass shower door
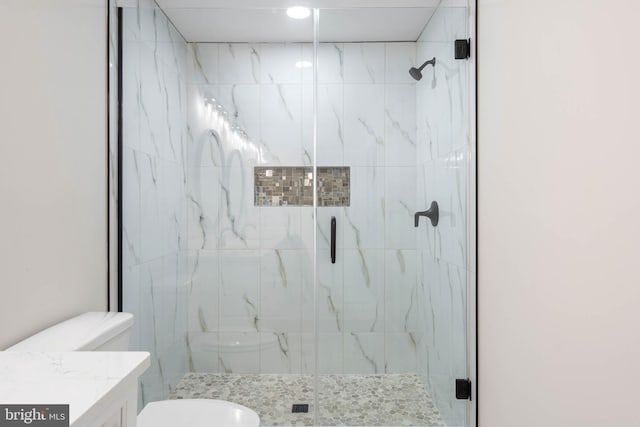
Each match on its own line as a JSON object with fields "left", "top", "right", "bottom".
{"left": 182, "top": 7, "right": 319, "bottom": 425}
{"left": 117, "top": 2, "right": 473, "bottom": 425}
{"left": 315, "top": 5, "right": 471, "bottom": 427}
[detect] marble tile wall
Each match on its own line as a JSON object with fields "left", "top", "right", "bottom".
{"left": 119, "top": 5, "right": 470, "bottom": 422}
{"left": 186, "top": 41, "right": 423, "bottom": 377}
{"left": 119, "top": 8, "right": 471, "bottom": 423}
{"left": 120, "top": 1, "right": 189, "bottom": 407}
{"left": 414, "top": 7, "right": 470, "bottom": 427}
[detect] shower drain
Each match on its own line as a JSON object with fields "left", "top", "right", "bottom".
{"left": 291, "top": 404, "right": 309, "bottom": 413}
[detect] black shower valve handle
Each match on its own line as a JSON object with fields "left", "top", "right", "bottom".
{"left": 414, "top": 201, "right": 439, "bottom": 227}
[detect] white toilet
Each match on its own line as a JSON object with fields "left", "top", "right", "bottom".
{"left": 6, "top": 312, "right": 260, "bottom": 427}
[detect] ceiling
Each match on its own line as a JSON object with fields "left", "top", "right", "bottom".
{"left": 146, "top": 0, "right": 467, "bottom": 43}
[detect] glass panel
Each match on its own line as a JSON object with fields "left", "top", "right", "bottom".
{"left": 119, "top": 3, "right": 471, "bottom": 426}
{"left": 120, "top": 3, "right": 318, "bottom": 422}
{"left": 315, "top": 6, "right": 469, "bottom": 427}
{"left": 120, "top": 1, "right": 191, "bottom": 405}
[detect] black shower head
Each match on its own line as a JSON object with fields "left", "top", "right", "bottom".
{"left": 409, "top": 57, "right": 436, "bottom": 81}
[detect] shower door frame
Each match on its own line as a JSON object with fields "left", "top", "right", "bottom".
{"left": 468, "top": 1, "right": 478, "bottom": 426}
{"left": 106, "top": 1, "right": 478, "bottom": 425}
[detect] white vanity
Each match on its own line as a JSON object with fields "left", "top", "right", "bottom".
{"left": 0, "top": 351, "right": 149, "bottom": 427}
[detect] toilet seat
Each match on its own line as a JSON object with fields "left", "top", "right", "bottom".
{"left": 137, "top": 399, "right": 260, "bottom": 427}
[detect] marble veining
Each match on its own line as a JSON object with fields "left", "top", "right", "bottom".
{"left": 117, "top": 22, "right": 470, "bottom": 409}
{"left": 0, "top": 352, "right": 150, "bottom": 426}
{"left": 121, "top": 2, "right": 189, "bottom": 407}
{"left": 170, "top": 373, "right": 444, "bottom": 426}
{"left": 414, "top": 7, "right": 470, "bottom": 427}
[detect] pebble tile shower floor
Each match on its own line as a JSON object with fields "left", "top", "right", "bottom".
{"left": 170, "top": 373, "right": 444, "bottom": 426}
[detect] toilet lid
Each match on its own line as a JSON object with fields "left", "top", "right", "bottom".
{"left": 138, "top": 399, "right": 260, "bottom": 427}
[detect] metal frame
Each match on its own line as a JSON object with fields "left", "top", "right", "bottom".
{"left": 107, "top": 0, "right": 120, "bottom": 312}
{"left": 106, "top": 1, "right": 479, "bottom": 424}
{"left": 466, "top": 0, "right": 478, "bottom": 425}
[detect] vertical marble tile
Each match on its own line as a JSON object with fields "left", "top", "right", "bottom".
{"left": 214, "top": 84, "right": 261, "bottom": 141}
{"left": 385, "top": 42, "right": 417, "bottom": 84}
{"left": 418, "top": 41, "right": 467, "bottom": 158}
{"left": 139, "top": 153, "right": 163, "bottom": 262}
{"left": 122, "top": 148, "right": 141, "bottom": 268}
{"left": 137, "top": 43, "right": 166, "bottom": 159}
{"left": 219, "top": 250, "right": 260, "bottom": 331}
{"left": 385, "top": 166, "right": 417, "bottom": 249}
{"left": 260, "top": 43, "right": 303, "bottom": 84}
{"left": 385, "top": 84, "right": 417, "bottom": 166}
{"left": 186, "top": 85, "right": 224, "bottom": 168}
{"left": 299, "top": 332, "right": 315, "bottom": 374}
{"left": 259, "top": 84, "right": 303, "bottom": 164}
{"left": 317, "top": 84, "right": 344, "bottom": 166}
{"left": 385, "top": 333, "right": 418, "bottom": 373}
{"left": 344, "top": 332, "right": 385, "bottom": 374}
{"left": 434, "top": 149, "right": 467, "bottom": 269}
{"left": 219, "top": 165, "right": 260, "bottom": 249}
{"left": 415, "top": 68, "right": 435, "bottom": 163}
{"left": 344, "top": 167, "right": 385, "bottom": 250}
{"left": 122, "top": 264, "right": 140, "bottom": 348}
{"left": 161, "top": 161, "right": 184, "bottom": 254}
{"left": 317, "top": 248, "right": 344, "bottom": 333}
{"left": 301, "top": 84, "right": 314, "bottom": 167}
{"left": 153, "top": 254, "right": 179, "bottom": 355}
{"left": 218, "top": 43, "right": 261, "bottom": 84}
{"left": 300, "top": 245, "right": 315, "bottom": 334}
{"left": 187, "top": 166, "right": 221, "bottom": 251}
{"left": 299, "top": 43, "right": 313, "bottom": 85}
{"left": 343, "top": 43, "right": 385, "bottom": 84}
{"left": 122, "top": 39, "right": 140, "bottom": 152}
{"left": 188, "top": 43, "right": 218, "bottom": 85}
{"left": 187, "top": 331, "right": 219, "bottom": 373}
{"left": 218, "top": 332, "right": 261, "bottom": 373}
{"left": 260, "top": 332, "right": 302, "bottom": 373}
{"left": 385, "top": 249, "right": 418, "bottom": 332}
{"left": 300, "top": 207, "right": 315, "bottom": 252}
{"left": 187, "top": 250, "right": 219, "bottom": 333}
{"left": 121, "top": 2, "right": 190, "bottom": 404}
{"left": 343, "top": 84, "right": 385, "bottom": 166}
{"left": 259, "top": 249, "right": 304, "bottom": 332}
{"left": 343, "top": 249, "right": 385, "bottom": 333}
{"left": 318, "top": 43, "right": 345, "bottom": 84}
{"left": 136, "top": 258, "right": 162, "bottom": 356}
{"left": 260, "top": 207, "right": 304, "bottom": 249}
{"left": 318, "top": 333, "right": 344, "bottom": 374}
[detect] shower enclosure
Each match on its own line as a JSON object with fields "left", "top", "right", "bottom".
{"left": 111, "top": 1, "right": 475, "bottom": 426}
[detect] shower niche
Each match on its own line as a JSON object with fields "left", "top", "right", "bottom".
{"left": 254, "top": 167, "right": 350, "bottom": 207}
{"left": 115, "top": 1, "right": 474, "bottom": 426}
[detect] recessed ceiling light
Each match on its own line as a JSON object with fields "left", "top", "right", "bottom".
{"left": 295, "top": 61, "right": 313, "bottom": 69}
{"left": 287, "top": 6, "right": 311, "bottom": 20}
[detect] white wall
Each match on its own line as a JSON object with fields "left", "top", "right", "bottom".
{"left": 478, "top": 1, "right": 640, "bottom": 425}
{"left": 0, "top": 0, "right": 107, "bottom": 349}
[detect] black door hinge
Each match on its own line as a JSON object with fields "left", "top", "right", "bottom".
{"left": 455, "top": 378, "right": 472, "bottom": 400}
{"left": 455, "top": 39, "right": 471, "bottom": 60}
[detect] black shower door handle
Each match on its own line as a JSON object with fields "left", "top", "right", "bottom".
{"left": 331, "top": 216, "right": 336, "bottom": 264}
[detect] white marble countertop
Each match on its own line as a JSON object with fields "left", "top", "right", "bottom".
{"left": 0, "top": 352, "right": 150, "bottom": 426}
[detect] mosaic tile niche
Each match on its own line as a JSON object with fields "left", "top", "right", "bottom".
{"left": 254, "top": 167, "right": 350, "bottom": 207}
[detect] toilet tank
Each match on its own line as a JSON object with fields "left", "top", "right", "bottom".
{"left": 6, "top": 312, "right": 134, "bottom": 351}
